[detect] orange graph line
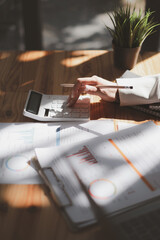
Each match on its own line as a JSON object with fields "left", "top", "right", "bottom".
{"left": 113, "top": 120, "right": 118, "bottom": 132}
{"left": 108, "top": 139, "right": 155, "bottom": 191}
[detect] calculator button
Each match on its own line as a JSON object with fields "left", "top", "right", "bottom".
{"left": 56, "top": 100, "right": 63, "bottom": 103}
{"left": 50, "top": 111, "right": 56, "bottom": 117}
{"left": 71, "top": 113, "right": 80, "bottom": 118}
{"left": 72, "top": 109, "right": 80, "bottom": 113}
{"left": 81, "top": 104, "right": 89, "bottom": 108}
{"left": 55, "top": 113, "right": 63, "bottom": 117}
{"left": 63, "top": 113, "right": 72, "bottom": 118}
{"left": 57, "top": 108, "right": 63, "bottom": 113}
{"left": 81, "top": 109, "right": 89, "bottom": 113}
{"left": 51, "top": 103, "right": 56, "bottom": 108}
{"left": 44, "top": 95, "right": 90, "bottom": 120}
{"left": 80, "top": 113, "right": 89, "bottom": 118}
{"left": 65, "top": 108, "right": 72, "bottom": 113}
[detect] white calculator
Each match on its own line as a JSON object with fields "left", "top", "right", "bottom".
{"left": 23, "top": 90, "right": 90, "bottom": 121}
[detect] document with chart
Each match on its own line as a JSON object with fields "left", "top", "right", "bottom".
{"left": 0, "top": 120, "right": 135, "bottom": 184}
{"left": 35, "top": 121, "right": 160, "bottom": 227}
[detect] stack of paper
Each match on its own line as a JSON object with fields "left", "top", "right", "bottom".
{"left": 35, "top": 121, "right": 160, "bottom": 229}
{"left": 0, "top": 120, "right": 135, "bottom": 184}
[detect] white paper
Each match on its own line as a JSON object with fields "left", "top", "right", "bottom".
{"left": 0, "top": 120, "right": 135, "bottom": 184}
{"left": 35, "top": 121, "right": 160, "bottom": 223}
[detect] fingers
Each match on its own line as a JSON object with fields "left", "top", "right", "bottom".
{"left": 66, "top": 75, "right": 116, "bottom": 106}
{"left": 84, "top": 85, "right": 97, "bottom": 92}
{"left": 67, "top": 76, "right": 100, "bottom": 107}
{"left": 77, "top": 77, "right": 98, "bottom": 86}
{"left": 67, "top": 84, "right": 98, "bottom": 107}
{"left": 67, "top": 89, "right": 82, "bottom": 107}
{"left": 67, "top": 81, "right": 85, "bottom": 107}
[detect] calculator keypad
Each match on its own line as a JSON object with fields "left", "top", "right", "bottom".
{"left": 48, "top": 96, "right": 90, "bottom": 120}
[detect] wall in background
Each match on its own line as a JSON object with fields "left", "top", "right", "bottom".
{"left": 1, "top": 0, "right": 158, "bottom": 51}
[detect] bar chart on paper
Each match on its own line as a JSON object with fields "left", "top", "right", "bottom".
{"left": 65, "top": 143, "right": 138, "bottom": 208}
{"left": 63, "top": 121, "right": 160, "bottom": 214}
{"left": 0, "top": 120, "right": 136, "bottom": 184}
{"left": 66, "top": 145, "right": 117, "bottom": 200}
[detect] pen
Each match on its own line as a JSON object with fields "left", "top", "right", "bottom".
{"left": 60, "top": 83, "right": 133, "bottom": 89}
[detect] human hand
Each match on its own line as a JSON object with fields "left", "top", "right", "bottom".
{"left": 67, "top": 75, "right": 118, "bottom": 106}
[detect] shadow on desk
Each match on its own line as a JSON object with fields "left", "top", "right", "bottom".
{"left": 0, "top": 50, "right": 158, "bottom": 94}
{"left": 0, "top": 184, "right": 116, "bottom": 240}
{"left": 1, "top": 50, "right": 160, "bottom": 240}
{"left": 0, "top": 50, "right": 159, "bottom": 123}
{"left": 90, "top": 101, "right": 159, "bottom": 122}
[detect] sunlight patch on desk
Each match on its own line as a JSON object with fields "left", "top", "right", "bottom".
{"left": 61, "top": 50, "right": 106, "bottom": 67}
{"left": 136, "top": 52, "right": 160, "bottom": 72}
{"left": 17, "top": 51, "right": 52, "bottom": 62}
{"left": 20, "top": 80, "right": 34, "bottom": 88}
{"left": 1, "top": 184, "right": 50, "bottom": 208}
{"left": 0, "top": 90, "right": 5, "bottom": 96}
{"left": 0, "top": 52, "right": 11, "bottom": 60}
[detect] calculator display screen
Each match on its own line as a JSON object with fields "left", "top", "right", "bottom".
{"left": 26, "top": 91, "right": 42, "bottom": 115}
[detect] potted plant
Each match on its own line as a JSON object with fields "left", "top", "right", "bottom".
{"left": 105, "top": 6, "right": 160, "bottom": 69}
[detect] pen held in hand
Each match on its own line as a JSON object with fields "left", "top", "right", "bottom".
{"left": 60, "top": 83, "right": 133, "bottom": 89}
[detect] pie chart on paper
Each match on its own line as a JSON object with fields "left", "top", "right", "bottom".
{"left": 88, "top": 178, "right": 116, "bottom": 200}
{"left": 5, "top": 155, "right": 29, "bottom": 172}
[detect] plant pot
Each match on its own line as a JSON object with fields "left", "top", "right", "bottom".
{"left": 112, "top": 44, "right": 141, "bottom": 70}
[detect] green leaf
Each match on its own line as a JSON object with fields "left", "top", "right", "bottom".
{"left": 105, "top": 6, "right": 160, "bottom": 48}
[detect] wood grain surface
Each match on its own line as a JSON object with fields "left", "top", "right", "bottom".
{"left": 0, "top": 50, "right": 160, "bottom": 240}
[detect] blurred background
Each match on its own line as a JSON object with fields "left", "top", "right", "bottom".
{"left": 0, "top": 0, "right": 159, "bottom": 51}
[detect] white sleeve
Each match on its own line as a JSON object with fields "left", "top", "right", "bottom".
{"left": 116, "top": 75, "right": 160, "bottom": 106}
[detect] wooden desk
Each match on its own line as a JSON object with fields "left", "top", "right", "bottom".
{"left": 0, "top": 50, "right": 160, "bottom": 240}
